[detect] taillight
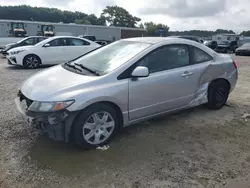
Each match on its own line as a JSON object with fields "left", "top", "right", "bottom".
{"left": 233, "top": 60, "right": 237, "bottom": 69}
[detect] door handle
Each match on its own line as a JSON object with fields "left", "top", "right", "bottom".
{"left": 182, "top": 71, "right": 193, "bottom": 77}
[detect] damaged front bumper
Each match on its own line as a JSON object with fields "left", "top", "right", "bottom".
{"left": 14, "top": 97, "right": 79, "bottom": 142}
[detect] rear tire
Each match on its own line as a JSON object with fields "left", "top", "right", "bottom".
{"left": 72, "top": 103, "right": 119, "bottom": 149}
{"left": 23, "top": 54, "right": 41, "bottom": 69}
{"left": 207, "top": 80, "right": 230, "bottom": 110}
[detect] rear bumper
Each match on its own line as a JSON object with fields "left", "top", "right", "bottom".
{"left": 228, "top": 69, "right": 238, "bottom": 94}
{"left": 14, "top": 97, "right": 79, "bottom": 142}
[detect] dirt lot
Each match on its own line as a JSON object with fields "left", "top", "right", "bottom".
{"left": 0, "top": 55, "right": 250, "bottom": 188}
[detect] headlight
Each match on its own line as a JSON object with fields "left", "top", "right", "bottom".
{"left": 28, "top": 100, "right": 75, "bottom": 112}
{"left": 11, "top": 50, "right": 25, "bottom": 55}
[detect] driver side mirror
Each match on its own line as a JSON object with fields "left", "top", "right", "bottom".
{"left": 131, "top": 66, "right": 149, "bottom": 78}
{"left": 43, "top": 43, "right": 50, "bottom": 47}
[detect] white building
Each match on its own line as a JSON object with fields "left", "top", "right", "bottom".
{"left": 0, "top": 19, "right": 147, "bottom": 41}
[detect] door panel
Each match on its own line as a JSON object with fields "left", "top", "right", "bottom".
{"left": 129, "top": 66, "right": 198, "bottom": 120}
{"left": 128, "top": 44, "right": 210, "bottom": 121}
{"left": 65, "top": 46, "right": 89, "bottom": 61}
{"left": 39, "top": 46, "right": 65, "bottom": 64}
{"left": 40, "top": 38, "right": 66, "bottom": 64}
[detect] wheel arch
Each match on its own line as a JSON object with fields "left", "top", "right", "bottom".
{"left": 22, "top": 53, "right": 42, "bottom": 66}
{"left": 68, "top": 101, "right": 124, "bottom": 141}
{"left": 208, "top": 78, "right": 231, "bottom": 93}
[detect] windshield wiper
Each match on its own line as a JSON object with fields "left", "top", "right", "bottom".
{"left": 74, "top": 63, "right": 100, "bottom": 76}
{"left": 64, "top": 62, "right": 82, "bottom": 72}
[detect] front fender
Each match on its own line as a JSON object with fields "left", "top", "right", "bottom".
{"left": 66, "top": 79, "right": 129, "bottom": 113}
{"left": 69, "top": 96, "right": 126, "bottom": 113}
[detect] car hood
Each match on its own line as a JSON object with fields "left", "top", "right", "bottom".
{"left": 3, "top": 43, "right": 16, "bottom": 50}
{"left": 5, "top": 43, "right": 16, "bottom": 47}
{"left": 236, "top": 46, "right": 250, "bottom": 51}
{"left": 8, "top": 45, "right": 33, "bottom": 52}
{"left": 21, "top": 65, "right": 101, "bottom": 101}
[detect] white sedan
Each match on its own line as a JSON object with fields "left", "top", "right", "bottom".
{"left": 7, "top": 36, "right": 100, "bottom": 68}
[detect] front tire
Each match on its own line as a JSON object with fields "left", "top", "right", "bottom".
{"left": 207, "top": 80, "right": 230, "bottom": 110}
{"left": 23, "top": 55, "right": 41, "bottom": 69}
{"left": 73, "top": 103, "right": 119, "bottom": 149}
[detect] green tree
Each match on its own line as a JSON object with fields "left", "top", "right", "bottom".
{"left": 144, "top": 22, "right": 169, "bottom": 36}
{"left": 168, "top": 29, "right": 236, "bottom": 37}
{"left": 86, "top": 14, "right": 99, "bottom": 25}
{"left": 139, "top": 23, "right": 144, "bottom": 29}
{"left": 75, "top": 19, "right": 90, "bottom": 25}
{"left": 0, "top": 5, "right": 96, "bottom": 24}
{"left": 240, "top": 30, "right": 250, "bottom": 36}
{"left": 96, "top": 16, "right": 106, "bottom": 26}
{"left": 101, "top": 6, "right": 141, "bottom": 27}
{"left": 215, "top": 29, "right": 235, "bottom": 34}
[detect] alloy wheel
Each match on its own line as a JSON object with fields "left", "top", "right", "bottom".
{"left": 26, "top": 56, "right": 39, "bottom": 68}
{"left": 82, "top": 111, "right": 115, "bottom": 145}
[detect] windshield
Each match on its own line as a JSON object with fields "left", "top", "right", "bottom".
{"left": 34, "top": 37, "right": 51, "bottom": 46}
{"left": 12, "top": 23, "right": 24, "bottom": 29}
{"left": 17, "top": 37, "right": 30, "bottom": 44}
{"left": 42, "top": 25, "right": 53, "bottom": 31}
{"left": 71, "top": 41, "right": 151, "bottom": 74}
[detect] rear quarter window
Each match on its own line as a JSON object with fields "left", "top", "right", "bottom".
{"left": 191, "top": 46, "right": 213, "bottom": 64}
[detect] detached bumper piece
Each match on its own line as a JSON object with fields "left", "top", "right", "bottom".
{"left": 27, "top": 111, "right": 69, "bottom": 141}
{"left": 15, "top": 92, "right": 79, "bottom": 142}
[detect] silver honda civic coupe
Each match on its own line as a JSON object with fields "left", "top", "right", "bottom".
{"left": 15, "top": 37, "right": 238, "bottom": 149}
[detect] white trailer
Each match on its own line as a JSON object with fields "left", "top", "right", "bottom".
{"left": 212, "top": 34, "right": 240, "bottom": 45}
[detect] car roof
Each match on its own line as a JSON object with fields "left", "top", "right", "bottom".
{"left": 35, "top": 35, "right": 94, "bottom": 46}
{"left": 49, "top": 36, "right": 83, "bottom": 39}
{"left": 122, "top": 37, "right": 196, "bottom": 44}
{"left": 123, "top": 37, "right": 216, "bottom": 57}
{"left": 25, "top": 36, "right": 47, "bottom": 38}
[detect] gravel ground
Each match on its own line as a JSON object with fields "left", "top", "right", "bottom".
{"left": 0, "top": 55, "right": 250, "bottom": 188}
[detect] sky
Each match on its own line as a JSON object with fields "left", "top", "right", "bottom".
{"left": 0, "top": 0, "right": 249, "bottom": 32}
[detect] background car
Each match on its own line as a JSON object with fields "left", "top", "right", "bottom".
{"left": 78, "top": 35, "right": 96, "bottom": 41}
{"left": 95, "top": 41, "right": 108, "bottom": 46}
{"left": 15, "top": 37, "right": 238, "bottom": 149}
{"left": 214, "top": 40, "right": 238, "bottom": 53}
{"left": 204, "top": 40, "right": 218, "bottom": 50}
{"left": 7, "top": 36, "right": 100, "bottom": 68}
{"left": 1, "top": 36, "right": 47, "bottom": 57}
{"left": 235, "top": 43, "right": 250, "bottom": 56}
{"left": 172, "top": 35, "right": 203, "bottom": 43}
